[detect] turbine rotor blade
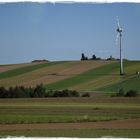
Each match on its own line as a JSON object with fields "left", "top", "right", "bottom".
{"left": 117, "top": 16, "right": 120, "bottom": 29}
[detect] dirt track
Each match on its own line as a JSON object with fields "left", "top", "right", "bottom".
{"left": 0, "top": 119, "right": 140, "bottom": 130}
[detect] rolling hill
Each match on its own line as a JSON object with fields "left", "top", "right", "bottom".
{"left": 0, "top": 60, "right": 140, "bottom": 93}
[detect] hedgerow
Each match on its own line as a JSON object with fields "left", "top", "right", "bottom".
{"left": 0, "top": 84, "right": 80, "bottom": 98}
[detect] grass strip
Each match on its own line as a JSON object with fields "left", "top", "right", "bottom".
{"left": 0, "top": 109, "right": 140, "bottom": 124}
{"left": 0, "top": 114, "right": 122, "bottom": 124}
{"left": 0, "top": 102, "right": 140, "bottom": 109}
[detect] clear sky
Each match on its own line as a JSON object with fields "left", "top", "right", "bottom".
{"left": 0, "top": 2, "right": 140, "bottom": 64}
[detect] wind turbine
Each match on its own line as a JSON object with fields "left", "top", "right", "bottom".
{"left": 116, "top": 17, "right": 124, "bottom": 75}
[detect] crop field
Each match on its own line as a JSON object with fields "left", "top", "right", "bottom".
{"left": 0, "top": 60, "right": 113, "bottom": 87}
{"left": 0, "top": 60, "right": 140, "bottom": 92}
{"left": 0, "top": 97, "right": 140, "bottom": 137}
{"left": 0, "top": 61, "right": 65, "bottom": 80}
{"left": 46, "top": 61, "right": 140, "bottom": 92}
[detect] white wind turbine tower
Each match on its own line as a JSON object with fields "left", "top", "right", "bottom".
{"left": 116, "top": 17, "right": 124, "bottom": 75}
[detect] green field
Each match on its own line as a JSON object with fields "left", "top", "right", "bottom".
{"left": 46, "top": 61, "right": 140, "bottom": 92}
{"left": 99, "top": 75, "right": 140, "bottom": 92}
{"left": 0, "top": 103, "right": 140, "bottom": 124}
{"left": 0, "top": 97, "right": 140, "bottom": 137}
{"left": 46, "top": 62, "right": 119, "bottom": 90}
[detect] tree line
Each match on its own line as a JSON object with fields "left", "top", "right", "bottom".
{"left": 0, "top": 84, "right": 138, "bottom": 98}
{"left": 81, "top": 53, "right": 101, "bottom": 61}
{"left": 81, "top": 53, "right": 120, "bottom": 61}
{"left": 0, "top": 84, "right": 82, "bottom": 98}
{"left": 112, "top": 88, "right": 139, "bottom": 97}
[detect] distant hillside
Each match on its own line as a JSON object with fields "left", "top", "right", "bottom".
{"left": 0, "top": 60, "right": 140, "bottom": 93}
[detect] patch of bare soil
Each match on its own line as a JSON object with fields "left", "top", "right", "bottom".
{"left": 0, "top": 119, "right": 140, "bottom": 130}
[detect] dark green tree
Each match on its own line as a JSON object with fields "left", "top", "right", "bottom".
{"left": 92, "top": 54, "right": 96, "bottom": 60}
{"left": 81, "top": 53, "right": 86, "bottom": 60}
{"left": 34, "top": 84, "right": 46, "bottom": 97}
{"left": 125, "top": 90, "right": 138, "bottom": 97}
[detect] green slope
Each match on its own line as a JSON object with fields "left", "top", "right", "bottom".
{"left": 99, "top": 75, "right": 140, "bottom": 92}
{"left": 0, "top": 60, "right": 139, "bottom": 92}
{"left": 46, "top": 62, "right": 118, "bottom": 90}
{"left": 0, "top": 61, "right": 65, "bottom": 79}
{"left": 46, "top": 61, "right": 140, "bottom": 92}
{"left": 97, "top": 61, "right": 140, "bottom": 92}
{"left": 76, "top": 61, "right": 140, "bottom": 92}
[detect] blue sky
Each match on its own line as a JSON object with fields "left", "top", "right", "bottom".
{"left": 0, "top": 2, "right": 140, "bottom": 64}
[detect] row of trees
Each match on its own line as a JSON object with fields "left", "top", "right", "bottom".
{"left": 81, "top": 53, "right": 101, "bottom": 61}
{"left": 0, "top": 84, "right": 81, "bottom": 98}
{"left": 45, "top": 89, "right": 79, "bottom": 97}
{"left": 0, "top": 85, "right": 138, "bottom": 98}
{"left": 0, "top": 84, "right": 45, "bottom": 98}
{"left": 81, "top": 53, "right": 121, "bottom": 61}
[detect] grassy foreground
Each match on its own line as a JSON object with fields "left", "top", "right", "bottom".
{"left": 0, "top": 97, "right": 140, "bottom": 137}
{"left": 0, "top": 97, "right": 140, "bottom": 124}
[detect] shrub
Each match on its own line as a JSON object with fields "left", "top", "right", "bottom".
{"left": 12, "top": 86, "right": 27, "bottom": 98}
{"left": 45, "top": 89, "right": 80, "bottom": 97}
{"left": 81, "top": 92, "right": 90, "bottom": 97}
{"left": 111, "top": 89, "right": 139, "bottom": 97}
{"left": 125, "top": 90, "right": 138, "bottom": 97}
{"left": 0, "top": 86, "right": 7, "bottom": 98}
{"left": 34, "top": 84, "right": 46, "bottom": 97}
{"left": 68, "top": 90, "right": 79, "bottom": 97}
{"left": 45, "top": 90, "right": 54, "bottom": 97}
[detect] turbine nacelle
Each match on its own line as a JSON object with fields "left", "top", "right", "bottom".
{"left": 117, "top": 27, "right": 123, "bottom": 33}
